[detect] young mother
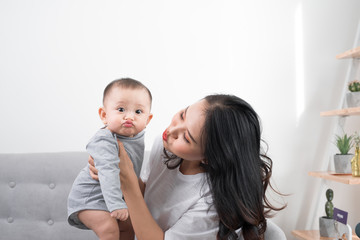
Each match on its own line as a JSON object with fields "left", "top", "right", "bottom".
{"left": 89, "top": 94, "right": 285, "bottom": 240}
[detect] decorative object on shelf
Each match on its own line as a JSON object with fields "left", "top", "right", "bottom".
{"left": 346, "top": 80, "right": 360, "bottom": 107}
{"left": 351, "top": 131, "right": 360, "bottom": 177}
{"left": 334, "top": 133, "right": 354, "bottom": 174}
{"left": 333, "top": 207, "right": 348, "bottom": 226}
{"left": 348, "top": 80, "right": 360, "bottom": 92}
{"left": 292, "top": 43, "right": 360, "bottom": 240}
{"left": 319, "top": 189, "right": 335, "bottom": 237}
{"left": 355, "top": 222, "right": 360, "bottom": 238}
{"left": 319, "top": 189, "right": 352, "bottom": 239}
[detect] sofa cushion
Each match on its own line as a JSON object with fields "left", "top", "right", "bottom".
{"left": 0, "top": 152, "right": 97, "bottom": 240}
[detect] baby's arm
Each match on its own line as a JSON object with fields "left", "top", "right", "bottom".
{"left": 86, "top": 132, "right": 127, "bottom": 212}
{"left": 111, "top": 208, "right": 129, "bottom": 221}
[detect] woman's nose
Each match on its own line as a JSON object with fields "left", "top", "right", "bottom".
{"left": 168, "top": 124, "right": 184, "bottom": 139}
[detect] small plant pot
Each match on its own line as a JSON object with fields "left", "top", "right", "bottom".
{"left": 346, "top": 92, "right": 360, "bottom": 108}
{"left": 319, "top": 217, "right": 337, "bottom": 237}
{"left": 319, "top": 217, "right": 352, "bottom": 239}
{"left": 334, "top": 154, "right": 353, "bottom": 174}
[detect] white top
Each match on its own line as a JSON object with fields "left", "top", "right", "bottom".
{"left": 140, "top": 135, "right": 219, "bottom": 240}
{"left": 139, "top": 136, "right": 286, "bottom": 240}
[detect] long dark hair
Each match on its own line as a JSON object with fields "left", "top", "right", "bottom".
{"left": 201, "top": 94, "right": 285, "bottom": 240}
{"left": 163, "top": 94, "right": 286, "bottom": 240}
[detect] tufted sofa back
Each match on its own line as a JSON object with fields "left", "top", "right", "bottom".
{"left": 0, "top": 152, "right": 286, "bottom": 240}
{"left": 0, "top": 152, "right": 98, "bottom": 240}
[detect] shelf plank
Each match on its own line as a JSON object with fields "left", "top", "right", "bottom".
{"left": 336, "top": 46, "right": 360, "bottom": 59}
{"left": 309, "top": 171, "right": 360, "bottom": 184}
{"left": 320, "top": 107, "right": 360, "bottom": 116}
{"left": 292, "top": 230, "right": 359, "bottom": 240}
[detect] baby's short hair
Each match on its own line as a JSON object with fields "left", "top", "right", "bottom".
{"left": 103, "top": 78, "right": 152, "bottom": 107}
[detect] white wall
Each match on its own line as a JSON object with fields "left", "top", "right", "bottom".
{"left": 1, "top": 0, "right": 360, "bottom": 238}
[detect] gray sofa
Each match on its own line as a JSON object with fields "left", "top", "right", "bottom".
{"left": 0, "top": 152, "right": 97, "bottom": 240}
{"left": 0, "top": 152, "right": 286, "bottom": 240}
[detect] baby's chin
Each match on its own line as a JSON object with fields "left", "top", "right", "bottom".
{"left": 114, "top": 129, "right": 138, "bottom": 138}
{"left": 118, "top": 132, "right": 135, "bottom": 137}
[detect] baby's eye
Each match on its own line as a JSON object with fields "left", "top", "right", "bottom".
{"left": 135, "top": 109, "right": 142, "bottom": 114}
{"left": 118, "top": 107, "right": 125, "bottom": 112}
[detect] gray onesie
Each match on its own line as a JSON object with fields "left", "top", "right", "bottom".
{"left": 67, "top": 128, "right": 145, "bottom": 229}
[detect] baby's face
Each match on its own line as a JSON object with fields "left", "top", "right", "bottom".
{"left": 101, "top": 86, "right": 152, "bottom": 137}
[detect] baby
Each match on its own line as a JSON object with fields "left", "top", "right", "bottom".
{"left": 68, "top": 78, "right": 153, "bottom": 240}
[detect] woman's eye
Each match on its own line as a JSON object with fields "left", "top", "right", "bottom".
{"left": 180, "top": 112, "right": 184, "bottom": 120}
{"left": 183, "top": 133, "right": 190, "bottom": 143}
{"left": 118, "top": 108, "right": 125, "bottom": 112}
{"left": 135, "top": 109, "right": 142, "bottom": 114}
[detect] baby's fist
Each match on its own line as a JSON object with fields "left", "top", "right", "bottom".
{"left": 111, "top": 208, "right": 129, "bottom": 221}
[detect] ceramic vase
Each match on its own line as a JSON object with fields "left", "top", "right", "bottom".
{"left": 346, "top": 92, "right": 360, "bottom": 108}
{"left": 334, "top": 154, "right": 353, "bottom": 174}
{"left": 319, "top": 217, "right": 352, "bottom": 239}
{"left": 319, "top": 217, "right": 336, "bottom": 237}
{"left": 351, "top": 146, "right": 360, "bottom": 177}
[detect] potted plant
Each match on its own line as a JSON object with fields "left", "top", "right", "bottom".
{"left": 319, "top": 189, "right": 336, "bottom": 237}
{"left": 346, "top": 80, "right": 360, "bottom": 107}
{"left": 334, "top": 133, "right": 354, "bottom": 174}
{"left": 319, "top": 189, "right": 353, "bottom": 239}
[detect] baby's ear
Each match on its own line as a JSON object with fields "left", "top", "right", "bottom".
{"left": 98, "top": 107, "right": 107, "bottom": 125}
{"left": 146, "top": 113, "right": 153, "bottom": 125}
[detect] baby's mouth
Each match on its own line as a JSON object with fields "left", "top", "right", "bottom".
{"left": 123, "top": 120, "right": 134, "bottom": 128}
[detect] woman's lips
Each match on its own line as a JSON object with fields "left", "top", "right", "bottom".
{"left": 162, "top": 129, "right": 168, "bottom": 141}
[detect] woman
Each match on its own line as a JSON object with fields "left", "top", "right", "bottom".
{"left": 90, "top": 94, "right": 286, "bottom": 240}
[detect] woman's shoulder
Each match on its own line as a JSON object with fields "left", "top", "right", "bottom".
{"left": 140, "top": 135, "right": 164, "bottom": 183}
{"left": 149, "top": 135, "right": 164, "bottom": 158}
{"left": 151, "top": 134, "right": 163, "bottom": 149}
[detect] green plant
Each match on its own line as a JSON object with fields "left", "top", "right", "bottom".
{"left": 325, "top": 189, "right": 334, "bottom": 219}
{"left": 348, "top": 80, "right": 360, "bottom": 92}
{"left": 335, "top": 133, "right": 354, "bottom": 154}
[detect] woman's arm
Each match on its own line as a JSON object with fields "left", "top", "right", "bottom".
{"left": 117, "top": 140, "right": 164, "bottom": 240}
{"left": 88, "top": 145, "right": 162, "bottom": 239}
{"left": 139, "top": 178, "right": 146, "bottom": 196}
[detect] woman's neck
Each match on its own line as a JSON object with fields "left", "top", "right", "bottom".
{"left": 179, "top": 160, "right": 204, "bottom": 175}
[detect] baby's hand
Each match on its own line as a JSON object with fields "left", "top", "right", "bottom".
{"left": 110, "top": 208, "right": 129, "bottom": 221}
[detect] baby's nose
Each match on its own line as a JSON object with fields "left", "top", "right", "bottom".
{"left": 125, "top": 112, "right": 135, "bottom": 120}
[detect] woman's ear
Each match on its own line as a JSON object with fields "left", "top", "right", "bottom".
{"left": 98, "top": 107, "right": 107, "bottom": 125}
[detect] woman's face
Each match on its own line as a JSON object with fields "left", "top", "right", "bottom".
{"left": 162, "top": 99, "right": 207, "bottom": 162}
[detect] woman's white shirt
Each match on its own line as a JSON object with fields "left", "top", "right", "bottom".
{"left": 140, "top": 135, "right": 218, "bottom": 240}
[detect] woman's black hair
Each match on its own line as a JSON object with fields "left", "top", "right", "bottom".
{"left": 163, "top": 94, "right": 286, "bottom": 240}
{"left": 201, "top": 94, "right": 285, "bottom": 240}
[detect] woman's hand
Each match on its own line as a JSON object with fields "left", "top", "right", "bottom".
{"left": 117, "top": 140, "right": 165, "bottom": 239}
{"left": 88, "top": 156, "right": 99, "bottom": 180}
{"left": 117, "top": 140, "right": 139, "bottom": 192}
{"left": 88, "top": 141, "right": 138, "bottom": 187}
